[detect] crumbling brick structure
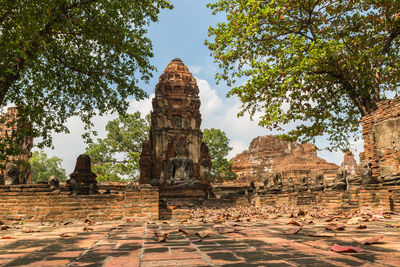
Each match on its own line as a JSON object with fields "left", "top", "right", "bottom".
{"left": 0, "top": 184, "right": 158, "bottom": 224}
{"left": 0, "top": 107, "right": 33, "bottom": 183}
{"left": 361, "top": 97, "right": 400, "bottom": 181}
{"left": 231, "top": 135, "right": 340, "bottom": 185}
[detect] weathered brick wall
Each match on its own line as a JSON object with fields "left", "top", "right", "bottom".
{"left": 0, "top": 107, "right": 33, "bottom": 163}
{"left": 259, "top": 185, "right": 396, "bottom": 212}
{"left": 361, "top": 98, "right": 400, "bottom": 179}
{"left": 0, "top": 185, "right": 158, "bottom": 224}
{"left": 0, "top": 107, "right": 33, "bottom": 183}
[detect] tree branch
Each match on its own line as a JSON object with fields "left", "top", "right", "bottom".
{"left": 309, "top": 69, "right": 368, "bottom": 116}
{"left": 382, "top": 22, "right": 400, "bottom": 54}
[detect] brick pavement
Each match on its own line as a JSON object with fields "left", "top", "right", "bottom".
{"left": 0, "top": 215, "right": 400, "bottom": 266}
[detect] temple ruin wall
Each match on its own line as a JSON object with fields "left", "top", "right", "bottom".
{"left": 259, "top": 185, "right": 400, "bottom": 212}
{"left": 362, "top": 97, "right": 400, "bottom": 179}
{"left": 1, "top": 184, "right": 400, "bottom": 222}
{"left": 0, "top": 185, "right": 158, "bottom": 224}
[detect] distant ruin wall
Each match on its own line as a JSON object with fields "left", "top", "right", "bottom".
{"left": 361, "top": 98, "right": 400, "bottom": 179}
{"left": 0, "top": 185, "right": 158, "bottom": 224}
{"left": 159, "top": 184, "right": 400, "bottom": 220}
{"left": 258, "top": 185, "right": 398, "bottom": 212}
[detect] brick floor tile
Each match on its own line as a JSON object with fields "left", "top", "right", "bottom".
{"left": 141, "top": 259, "right": 211, "bottom": 266}
{"left": 51, "top": 250, "right": 83, "bottom": 258}
{"left": 104, "top": 256, "right": 139, "bottom": 267}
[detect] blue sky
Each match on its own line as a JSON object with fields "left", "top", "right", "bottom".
{"left": 144, "top": 1, "right": 223, "bottom": 90}
{"left": 40, "top": 1, "right": 362, "bottom": 173}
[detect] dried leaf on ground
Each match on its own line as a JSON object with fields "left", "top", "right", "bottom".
{"left": 385, "top": 222, "right": 400, "bottom": 228}
{"left": 371, "top": 215, "right": 384, "bottom": 221}
{"left": 84, "top": 219, "right": 93, "bottom": 224}
{"left": 178, "top": 228, "right": 190, "bottom": 235}
{"left": 60, "top": 233, "right": 77, "bottom": 238}
{"left": 331, "top": 244, "right": 364, "bottom": 253}
{"left": 157, "top": 233, "right": 169, "bottom": 242}
{"left": 1, "top": 236, "right": 15, "bottom": 239}
{"left": 353, "top": 235, "right": 384, "bottom": 245}
{"left": 285, "top": 227, "right": 303, "bottom": 234}
{"left": 326, "top": 223, "right": 346, "bottom": 231}
{"left": 191, "top": 238, "right": 202, "bottom": 243}
{"left": 298, "top": 210, "right": 306, "bottom": 217}
{"left": 287, "top": 220, "right": 301, "bottom": 226}
{"left": 356, "top": 224, "right": 367, "bottom": 229}
{"left": 83, "top": 226, "right": 94, "bottom": 232}
{"left": 0, "top": 225, "right": 11, "bottom": 231}
{"left": 154, "top": 230, "right": 162, "bottom": 237}
{"left": 196, "top": 230, "right": 212, "bottom": 238}
{"left": 63, "top": 222, "right": 73, "bottom": 225}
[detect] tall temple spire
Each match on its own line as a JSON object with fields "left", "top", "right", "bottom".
{"left": 139, "top": 59, "right": 211, "bottom": 189}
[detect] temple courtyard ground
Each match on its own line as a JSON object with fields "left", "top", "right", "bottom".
{"left": 0, "top": 208, "right": 400, "bottom": 266}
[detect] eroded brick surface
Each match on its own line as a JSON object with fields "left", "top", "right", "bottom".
{"left": 231, "top": 135, "right": 340, "bottom": 184}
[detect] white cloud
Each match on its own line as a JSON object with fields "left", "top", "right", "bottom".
{"left": 197, "top": 78, "right": 269, "bottom": 158}
{"left": 197, "top": 78, "right": 223, "bottom": 117}
{"left": 228, "top": 140, "right": 247, "bottom": 160}
{"left": 188, "top": 65, "right": 202, "bottom": 76}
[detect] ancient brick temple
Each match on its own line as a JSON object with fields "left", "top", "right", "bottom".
{"left": 361, "top": 97, "right": 400, "bottom": 184}
{"left": 139, "top": 58, "right": 211, "bottom": 190}
{"left": 0, "top": 107, "right": 33, "bottom": 184}
{"left": 231, "top": 135, "right": 340, "bottom": 185}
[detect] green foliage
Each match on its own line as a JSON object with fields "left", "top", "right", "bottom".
{"left": 29, "top": 150, "right": 67, "bottom": 183}
{"left": 202, "top": 128, "right": 236, "bottom": 182}
{"left": 206, "top": 0, "right": 400, "bottom": 150}
{"left": 0, "top": 0, "right": 172, "bottom": 155}
{"left": 85, "top": 111, "right": 149, "bottom": 182}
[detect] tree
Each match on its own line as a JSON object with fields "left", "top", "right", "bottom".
{"left": 29, "top": 150, "right": 67, "bottom": 183}
{"left": 206, "top": 0, "right": 400, "bottom": 150}
{"left": 202, "top": 128, "right": 236, "bottom": 182}
{"left": 85, "top": 111, "right": 149, "bottom": 182}
{"left": 0, "top": 0, "right": 172, "bottom": 152}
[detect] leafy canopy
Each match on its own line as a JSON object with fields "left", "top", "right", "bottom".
{"left": 202, "top": 128, "right": 236, "bottom": 182}
{"left": 29, "top": 150, "right": 67, "bottom": 183}
{"left": 206, "top": 0, "right": 400, "bottom": 150}
{"left": 85, "top": 111, "right": 149, "bottom": 182}
{"left": 0, "top": 0, "right": 172, "bottom": 150}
